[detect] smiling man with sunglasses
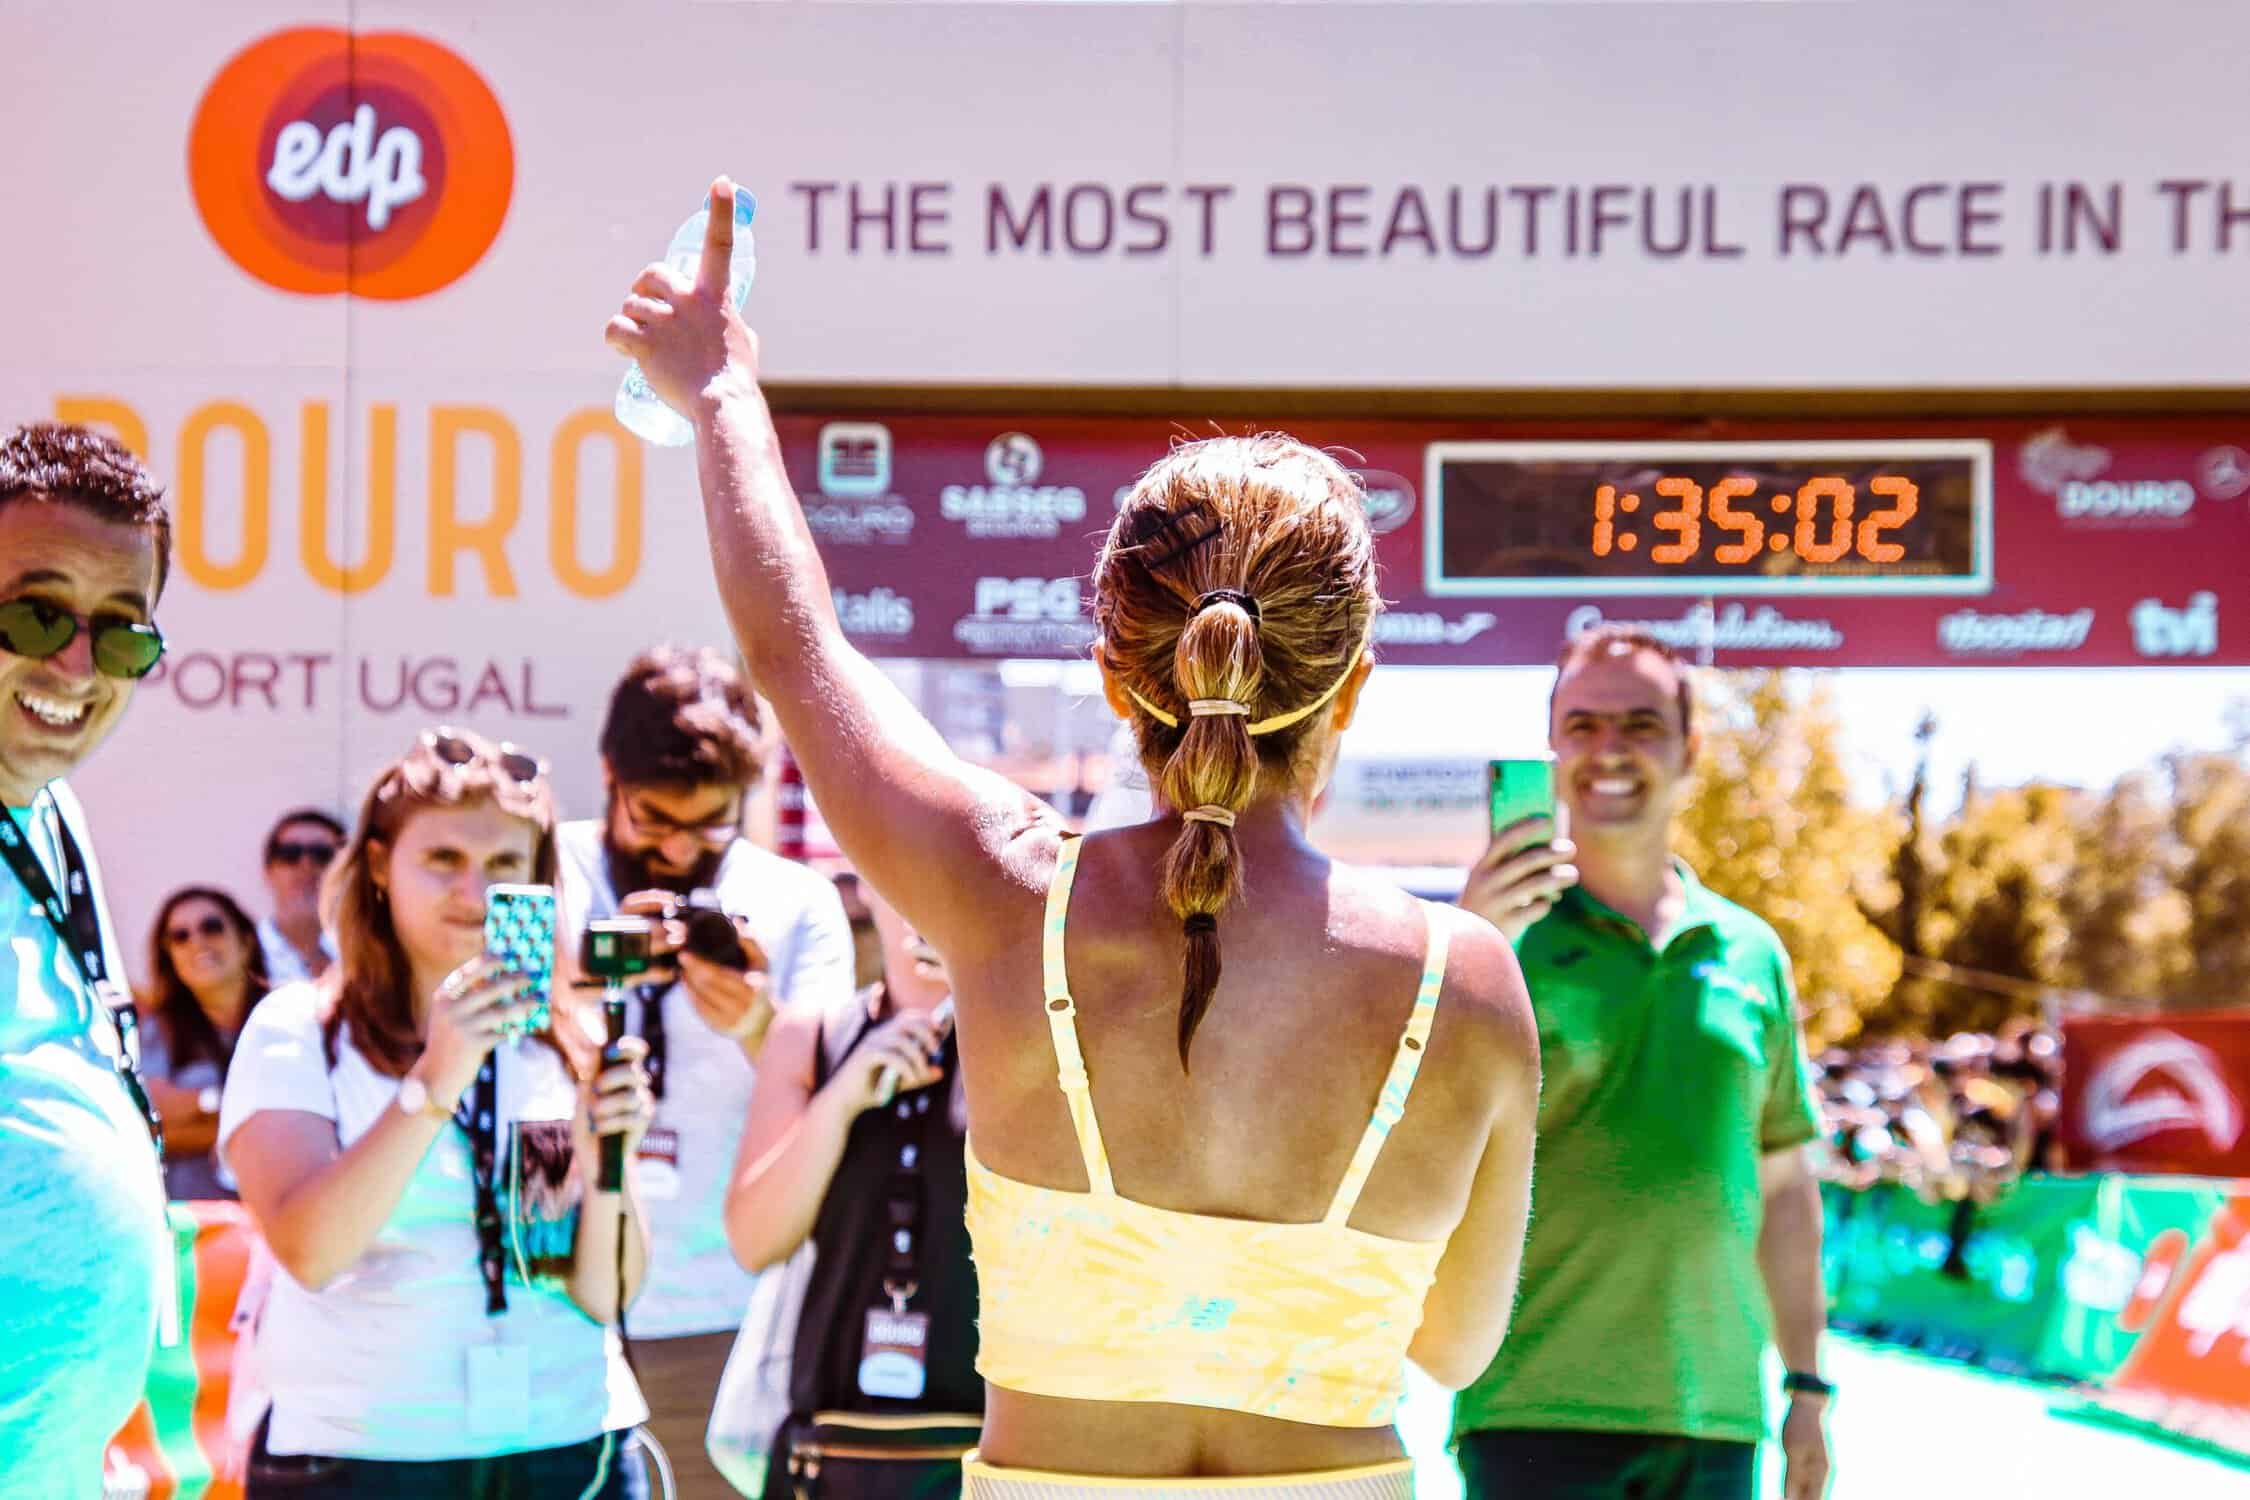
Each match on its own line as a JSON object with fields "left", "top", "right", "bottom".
{"left": 555, "top": 644, "right": 855, "bottom": 1498}
{"left": 0, "top": 420, "right": 175, "bottom": 1498}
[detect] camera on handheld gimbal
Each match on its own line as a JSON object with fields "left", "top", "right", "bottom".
{"left": 577, "top": 888, "right": 751, "bottom": 985}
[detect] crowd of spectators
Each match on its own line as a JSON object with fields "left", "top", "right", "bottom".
{"left": 1813, "top": 1020, "right": 2066, "bottom": 1201}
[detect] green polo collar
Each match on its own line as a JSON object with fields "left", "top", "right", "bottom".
{"left": 1553, "top": 859, "right": 1724, "bottom": 954}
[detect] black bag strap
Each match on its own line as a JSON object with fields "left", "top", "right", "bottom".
{"left": 451, "top": 1053, "right": 508, "bottom": 1314}
{"left": 0, "top": 794, "right": 163, "bottom": 1152}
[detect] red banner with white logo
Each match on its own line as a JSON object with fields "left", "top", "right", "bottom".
{"left": 2098, "top": 1191, "right": 2250, "bottom": 1459}
{"left": 773, "top": 415, "right": 2250, "bottom": 668}
{"left": 2061, "top": 1013, "right": 2250, "bottom": 1177}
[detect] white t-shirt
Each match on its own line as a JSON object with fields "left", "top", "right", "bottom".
{"left": 217, "top": 984, "right": 647, "bottom": 1460}
{"left": 554, "top": 821, "right": 855, "bottom": 1338}
{"left": 0, "top": 781, "right": 168, "bottom": 1500}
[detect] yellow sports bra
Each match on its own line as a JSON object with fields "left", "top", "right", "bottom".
{"left": 965, "top": 836, "right": 1454, "bottom": 1429}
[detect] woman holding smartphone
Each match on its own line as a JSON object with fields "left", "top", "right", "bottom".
{"left": 220, "top": 727, "right": 656, "bottom": 1498}
{"left": 609, "top": 186, "right": 1538, "bottom": 1500}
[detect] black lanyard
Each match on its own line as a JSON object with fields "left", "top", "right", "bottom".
{"left": 451, "top": 1054, "right": 509, "bottom": 1315}
{"left": 633, "top": 982, "right": 670, "bottom": 1101}
{"left": 0, "top": 795, "right": 163, "bottom": 1153}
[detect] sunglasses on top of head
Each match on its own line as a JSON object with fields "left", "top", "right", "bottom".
{"left": 422, "top": 726, "right": 545, "bottom": 785}
{"left": 0, "top": 598, "right": 166, "bottom": 679}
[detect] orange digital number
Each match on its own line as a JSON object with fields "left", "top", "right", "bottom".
{"left": 1651, "top": 477, "right": 1703, "bottom": 564}
{"left": 1707, "top": 476, "right": 1763, "bottom": 564}
{"left": 1593, "top": 484, "right": 1617, "bottom": 557}
{"left": 1858, "top": 476, "right": 1918, "bottom": 562}
{"left": 1794, "top": 477, "right": 1854, "bottom": 564}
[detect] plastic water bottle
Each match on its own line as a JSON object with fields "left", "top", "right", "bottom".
{"left": 615, "top": 185, "right": 758, "bottom": 447}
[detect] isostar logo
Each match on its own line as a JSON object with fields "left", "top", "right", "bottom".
{"left": 943, "top": 434, "right": 1086, "bottom": 539}
{"left": 832, "top": 587, "right": 914, "bottom": 640}
{"left": 1938, "top": 607, "right": 2095, "bottom": 655}
{"left": 2130, "top": 593, "right": 2218, "bottom": 658}
{"left": 1372, "top": 611, "right": 1497, "bottom": 648}
{"left": 810, "top": 423, "right": 913, "bottom": 543}
{"left": 2083, "top": 1032, "right": 2245, "bottom": 1153}
{"left": 953, "top": 577, "right": 1094, "bottom": 656}
{"left": 1353, "top": 469, "right": 1418, "bottom": 536}
{"left": 1564, "top": 602, "right": 1843, "bottom": 652}
{"left": 189, "top": 28, "right": 513, "bottom": 299}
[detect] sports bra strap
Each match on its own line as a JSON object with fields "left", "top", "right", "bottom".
{"left": 1041, "top": 837, "right": 1114, "bottom": 1196}
{"left": 1323, "top": 907, "right": 1452, "bottom": 1228}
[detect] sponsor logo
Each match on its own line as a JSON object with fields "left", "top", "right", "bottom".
{"left": 953, "top": 577, "right": 1095, "bottom": 655}
{"left": 985, "top": 432, "right": 1044, "bottom": 486}
{"left": 1937, "top": 606, "right": 2095, "bottom": 655}
{"left": 2059, "top": 478, "right": 2196, "bottom": 524}
{"left": 2198, "top": 445, "right": 2250, "bottom": 501}
{"left": 2018, "top": 427, "right": 2112, "bottom": 496}
{"left": 1372, "top": 611, "right": 1497, "bottom": 648}
{"left": 832, "top": 587, "right": 915, "bottom": 640}
{"left": 1354, "top": 469, "right": 1418, "bottom": 536}
{"left": 944, "top": 436, "right": 1087, "bottom": 539}
{"left": 2083, "top": 1032, "right": 2245, "bottom": 1153}
{"left": 189, "top": 28, "right": 512, "bottom": 299}
{"left": 2130, "top": 593, "right": 2219, "bottom": 658}
{"left": 810, "top": 424, "right": 914, "bottom": 543}
{"left": 1563, "top": 602, "right": 1844, "bottom": 652}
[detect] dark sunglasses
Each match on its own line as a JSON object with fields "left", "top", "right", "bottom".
{"left": 0, "top": 598, "right": 166, "bottom": 679}
{"left": 269, "top": 839, "right": 339, "bottom": 867}
{"left": 166, "top": 914, "right": 230, "bottom": 945}
{"left": 424, "top": 726, "right": 544, "bottom": 785}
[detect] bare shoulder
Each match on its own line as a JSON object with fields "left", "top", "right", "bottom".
{"left": 1427, "top": 903, "right": 1539, "bottom": 1074}
{"left": 760, "top": 999, "right": 825, "bottom": 1093}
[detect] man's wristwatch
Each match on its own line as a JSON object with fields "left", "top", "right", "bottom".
{"left": 1782, "top": 1372, "right": 1836, "bottom": 1401}
{"left": 394, "top": 1071, "right": 455, "bottom": 1122}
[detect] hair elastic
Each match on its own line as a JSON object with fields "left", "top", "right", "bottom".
{"left": 1194, "top": 589, "right": 1261, "bottom": 622}
{"left": 1180, "top": 805, "right": 1237, "bottom": 828}
{"left": 1187, "top": 699, "right": 1249, "bottom": 718}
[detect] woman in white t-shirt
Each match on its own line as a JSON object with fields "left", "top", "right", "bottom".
{"left": 219, "top": 728, "right": 656, "bottom": 1498}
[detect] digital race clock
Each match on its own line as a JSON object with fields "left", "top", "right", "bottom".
{"left": 1424, "top": 441, "right": 1992, "bottom": 597}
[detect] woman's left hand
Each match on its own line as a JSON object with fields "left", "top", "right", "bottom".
{"left": 576, "top": 1034, "right": 656, "bottom": 1188}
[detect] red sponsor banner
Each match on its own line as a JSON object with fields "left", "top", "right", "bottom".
{"left": 2101, "top": 1192, "right": 2250, "bottom": 1458}
{"left": 2062, "top": 1013, "right": 2250, "bottom": 1177}
{"left": 775, "top": 414, "right": 2250, "bottom": 667}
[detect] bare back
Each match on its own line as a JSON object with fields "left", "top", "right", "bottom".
{"left": 954, "top": 819, "right": 1538, "bottom": 1476}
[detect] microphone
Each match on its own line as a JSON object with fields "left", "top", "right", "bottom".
{"left": 600, "top": 990, "right": 629, "bottom": 1192}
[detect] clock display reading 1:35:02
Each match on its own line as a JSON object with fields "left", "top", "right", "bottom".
{"left": 1425, "top": 441, "right": 1993, "bottom": 597}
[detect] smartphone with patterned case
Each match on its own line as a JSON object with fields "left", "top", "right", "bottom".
{"left": 483, "top": 883, "right": 556, "bottom": 1038}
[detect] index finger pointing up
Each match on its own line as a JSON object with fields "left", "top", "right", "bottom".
{"left": 700, "top": 176, "right": 736, "bottom": 294}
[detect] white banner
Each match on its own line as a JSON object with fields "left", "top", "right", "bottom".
{"left": 2, "top": 0, "right": 2246, "bottom": 391}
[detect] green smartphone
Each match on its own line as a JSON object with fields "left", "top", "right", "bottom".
{"left": 1487, "top": 758, "right": 1559, "bottom": 850}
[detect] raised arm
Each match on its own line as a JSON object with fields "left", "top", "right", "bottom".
{"left": 604, "top": 179, "right": 1060, "bottom": 957}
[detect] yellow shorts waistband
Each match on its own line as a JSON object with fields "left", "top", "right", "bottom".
{"left": 961, "top": 1454, "right": 1415, "bottom": 1500}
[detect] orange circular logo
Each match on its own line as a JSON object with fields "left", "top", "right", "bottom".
{"left": 189, "top": 28, "right": 513, "bottom": 300}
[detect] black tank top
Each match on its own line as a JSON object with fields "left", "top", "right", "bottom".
{"left": 789, "top": 997, "right": 982, "bottom": 1417}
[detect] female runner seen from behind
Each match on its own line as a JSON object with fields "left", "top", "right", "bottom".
{"left": 607, "top": 179, "right": 1538, "bottom": 1498}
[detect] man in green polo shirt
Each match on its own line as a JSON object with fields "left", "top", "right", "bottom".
{"left": 1454, "top": 626, "right": 1832, "bottom": 1500}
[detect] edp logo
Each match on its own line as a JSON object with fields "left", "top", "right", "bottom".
{"left": 266, "top": 103, "right": 428, "bottom": 232}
